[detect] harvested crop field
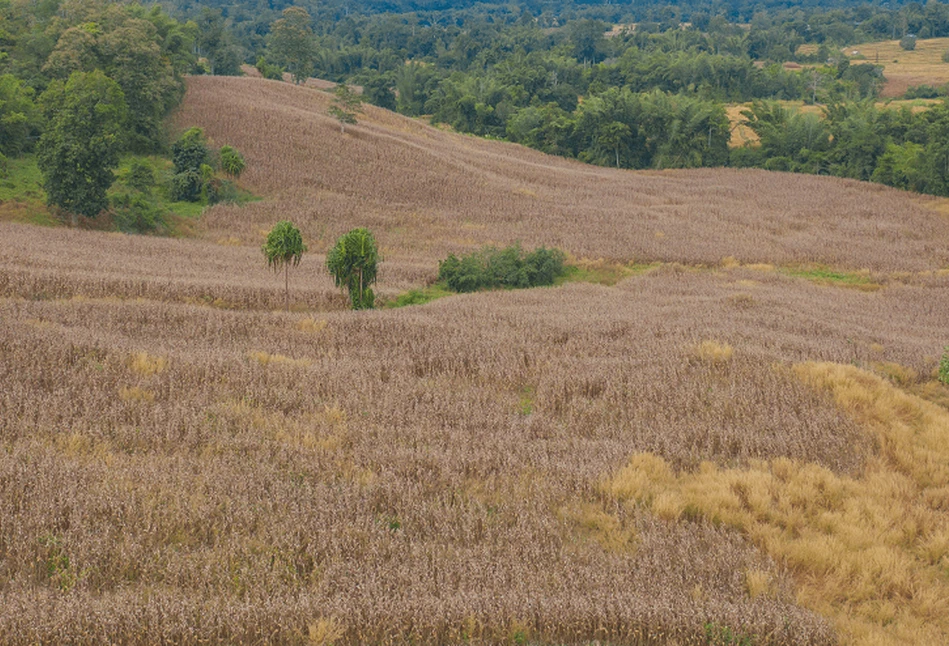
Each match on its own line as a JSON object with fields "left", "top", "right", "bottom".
{"left": 842, "top": 37, "right": 949, "bottom": 98}
{"left": 2, "top": 75, "right": 949, "bottom": 645}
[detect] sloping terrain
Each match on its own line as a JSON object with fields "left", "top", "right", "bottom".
{"left": 2, "top": 76, "right": 949, "bottom": 645}
{"left": 179, "top": 76, "right": 949, "bottom": 274}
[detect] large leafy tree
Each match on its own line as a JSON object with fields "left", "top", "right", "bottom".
{"left": 327, "top": 228, "right": 379, "bottom": 310}
{"left": 263, "top": 221, "right": 307, "bottom": 312}
{"left": 268, "top": 7, "right": 315, "bottom": 85}
{"left": 37, "top": 70, "right": 127, "bottom": 223}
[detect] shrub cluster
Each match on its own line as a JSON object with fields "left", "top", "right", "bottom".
{"left": 939, "top": 346, "right": 949, "bottom": 385}
{"left": 438, "top": 245, "right": 566, "bottom": 293}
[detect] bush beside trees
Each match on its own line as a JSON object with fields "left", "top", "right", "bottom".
{"left": 438, "top": 245, "right": 566, "bottom": 293}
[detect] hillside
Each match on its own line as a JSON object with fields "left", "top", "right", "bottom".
{"left": 2, "top": 75, "right": 949, "bottom": 645}
{"left": 178, "top": 76, "right": 949, "bottom": 276}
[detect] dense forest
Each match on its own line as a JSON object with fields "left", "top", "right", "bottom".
{"left": 4, "top": 0, "right": 949, "bottom": 225}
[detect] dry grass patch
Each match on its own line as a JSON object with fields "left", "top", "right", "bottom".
{"left": 128, "top": 351, "right": 166, "bottom": 377}
{"left": 248, "top": 350, "right": 312, "bottom": 368}
{"left": 844, "top": 37, "right": 949, "bottom": 97}
{"left": 605, "top": 362, "right": 949, "bottom": 645}
{"left": 118, "top": 385, "right": 155, "bottom": 403}
{"left": 693, "top": 340, "right": 735, "bottom": 364}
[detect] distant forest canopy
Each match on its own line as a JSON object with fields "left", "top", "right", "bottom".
{"left": 5, "top": 0, "right": 949, "bottom": 203}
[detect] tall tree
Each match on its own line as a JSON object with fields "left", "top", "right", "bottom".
{"left": 263, "top": 221, "right": 307, "bottom": 312}
{"left": 37, "top": 70, "right": 127, "bottom": 224}
{"left": 329, "top": 84, "right": 362, "bottom": 133}
{"left": 268, "top": 7, "right": 315, "bottom": 85}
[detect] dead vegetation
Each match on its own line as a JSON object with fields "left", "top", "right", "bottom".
{"left": 176, "top": 76, "right": 949, "bottom": 274}
{"left": 2, "top": 75, "right": 949, "bottom": 644}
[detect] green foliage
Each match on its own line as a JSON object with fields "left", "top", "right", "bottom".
{"left": 255, "top": 56, "right": 285, "bottom": 81}
{"left": 438, "top": 245, "right": 566, "bottom": 293}
{"left": 939, "top": 347, "right": 949, "bottom": 386}
{"left": 42, "top": 5, "right": 192, "bottom": 152}
{"left": 268, "top": 7, "right": 316, "bottom": 84}
{"left": 387, "top": 283, "right": 452, "bottom": 308}
{"left": 899, "top": 35, "right": 918, "bottom": 51}
{"left": 171, "top": 128, "right": 210, "bottom": 202}
{"left": 263, "top": 220, "right": 307, "bottom": 311}
{"left": 327, "top": 228, "right": 379, "bottom": 310}
{"left": 37, "top": 70, "right": 127, "bottom": 220}
{"left": 111, "top": 191, "right": 166, "bottom": 234}
{"left": 263, "top": 221, "right": 306, "bottom": 272}
{"left": 125, "top": 159, "right": 155, "bottom": 193}
{"left": 329, "top": 84, "right": 363, "bottom": 133}
{"left": 0, "top": 74, "right": 37, "bottom": 157}
{"left": 219, "top": 145, "right": 246, "bottom": 179}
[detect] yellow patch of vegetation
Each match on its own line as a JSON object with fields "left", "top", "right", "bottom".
{"left": 307, "top": 617, "right": 346, "bottom": 646}
{"left": 558, "top": 502, "right": 637, "bottom": 553}
{"left": 693, "top": 340, "right": 735, "bottom": 364}
{"left": 119, "top": 385, "right": 155, "bottom": 403}
{"left": 296, "top": 318, "right": 328, "bottom": 333}
{"left": 129, "top": 351, "right": 167, "bottom": 377}
{"left": 872, "top": 361, "right": 919, "bottom": 386}
{"left": 604, "top": 362, "right": 949, "bottom": 645}
{"left": 744, "top": 568, "right": 777, "bottom": 599}
{"left": 248, "top": 350, "right": 312, "bottom": 368}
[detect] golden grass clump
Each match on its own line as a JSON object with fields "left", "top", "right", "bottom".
{"left": 128, "top": 351, "right": 166, "bottom": 377}
{"left": 118, "top": 385, "right": 155, "bottom": 403}
{"left": 307, "top": 617, "right": 346, "bottom": 646}
{"left": 248, "top": 350, "right": 312, "bottom": 368}
{"left": 605, "top": 362, "right": 949, "bottom": 645}
{"left": 693, "top": 340, "right": 735, "bottom": 364}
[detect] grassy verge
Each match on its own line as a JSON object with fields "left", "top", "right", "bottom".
{"left": 0, "top": 156, "right": 56, "bottom": 226}
{"left": 779, "top": 265, "right": 882, "bottom": 290}
{"left": 557, "top": 258, "right": 660, "bottom": 286}
{"left": 0, "top": 154, "right": 259, "bottom": 236}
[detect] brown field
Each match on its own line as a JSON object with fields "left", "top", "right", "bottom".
{"left": 3, "top": 75, "right": 949, "bottom": 644}
{"left": 842, "top": 37, "right": 949, "bottom": 97}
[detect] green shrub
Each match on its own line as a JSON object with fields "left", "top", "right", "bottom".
{"left": 899, "top": 35, "right": 917, "bottom": 51}
{"left": 438, "top": 245, "right": 566, "bottom": 293}
{"left": 939, "top": 346, "right": 949, "bottom": 385}
{"left": 171, "top": 168, "right": 204, "bottom": 202}
{"left": 111, "top": 192, "right": 166, "bottom": 234}
{"left": 126, "top": 160, "right": 155, "bottom": 193}
{"left": 219, "top": 145, "right": 246, "bottom": 179}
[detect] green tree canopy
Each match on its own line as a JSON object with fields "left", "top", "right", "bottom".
{"left": 329, "top": 84, "right": 363, "bottom": 133}
{"left": 263, "top": 220, "right": 307, "bottom": 312}
{"left": 327, "top": 228, "right": 379, "bottom": 310}
{"left": 37, "top": 69, "right": 127, "bottom": 222}
{"left": 268, "top": 7, "right": 316, "bottom": 84}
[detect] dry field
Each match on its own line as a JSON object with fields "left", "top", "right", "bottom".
{"left": 2, "top": 75, "right": 949, "bottom": 644}
{"left": 177, "top": 77, "right": 949, "bottom": 274}
{"left": 842, "top": 37, "right": 949, "bottom": 97}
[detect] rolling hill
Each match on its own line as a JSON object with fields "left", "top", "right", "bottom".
{"left": 2, "top": 75, "right": 949, "bottom": 645}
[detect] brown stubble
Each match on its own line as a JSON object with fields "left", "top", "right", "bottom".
{"left": 176, "top": 76, "right": 949, "bottom": 274}
{"left": 3, "top": 249, "right": 948, "bottom": 641}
